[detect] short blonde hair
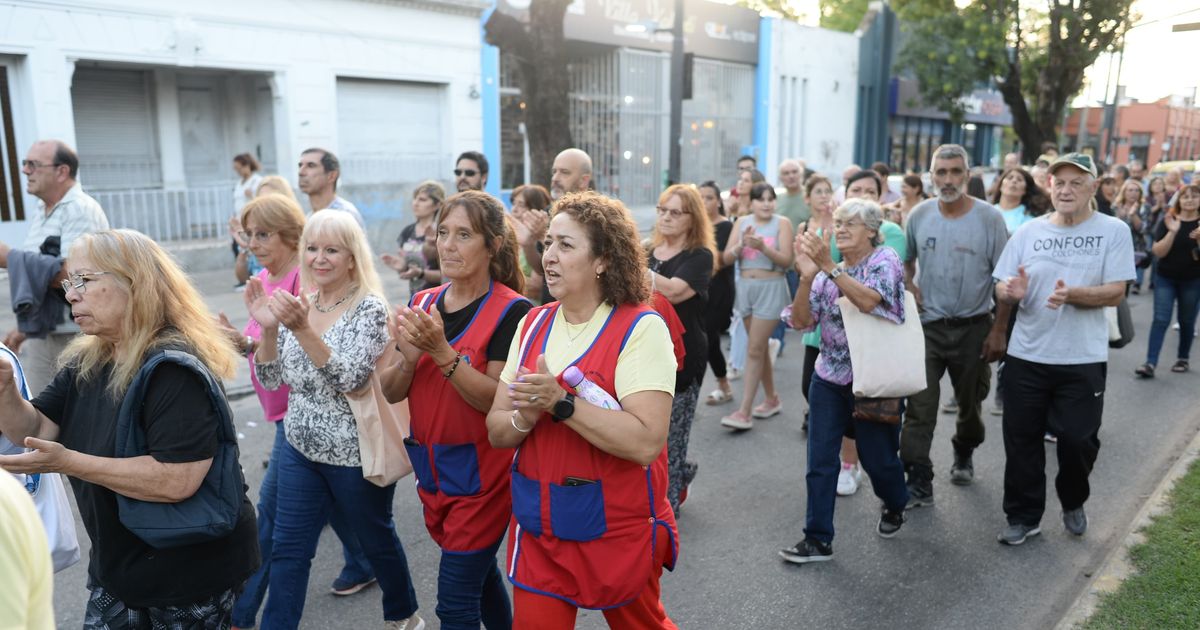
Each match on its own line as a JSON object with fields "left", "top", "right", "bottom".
{"left": 241, "top": 194, "right": 306, "bottom": 251}
{"left": 61, "top": 230, "right": 239, "bottom": 396}
{"left": 256, "top": 175, "right": 297, "bottom": 200}
{"left": 300, "top": 210, "right": 387, "bottom": 308}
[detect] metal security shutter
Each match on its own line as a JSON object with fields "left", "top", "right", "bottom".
{"left": 71, "top": 67, "right": 161, "bottom": 190}
{"left": 336, "top": 78, "right": 446, "bottom": 184}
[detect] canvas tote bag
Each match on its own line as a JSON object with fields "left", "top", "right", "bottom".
{"left": 836, "top": 290, "right": 927, "bottom": 399}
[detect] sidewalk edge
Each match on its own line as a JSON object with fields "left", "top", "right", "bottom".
{"left": 1055, "top": 423, "right": 1200, "bottom": 630}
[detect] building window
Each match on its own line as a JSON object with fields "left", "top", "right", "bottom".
{"left": 0, "top": 66, "right": 24, "bottom": 222}
{"left": 1129, "top": 132, "right": 1151, "bottom": 163}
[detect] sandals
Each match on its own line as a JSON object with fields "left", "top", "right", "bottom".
{"left": 1135, "top": 363, "right": 1155, "bottom": 378}
{"left": 1172, "top": 360, "right": 1190, "bottom": 373}
{"left": 706, "top": 388, "right": 734, "bottom": 405}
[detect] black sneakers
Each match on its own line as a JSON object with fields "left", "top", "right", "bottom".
{"left": 905, "top": 464, "right": 935, "bottom": 509}
{"left": 779, "top": 538, "right": 833, "bottom": 564}
{"left": 949, "top": 452, "right": 974, "bottom": 486}
{"left": 877, "top": 508, "right": 906, "bottom": 538}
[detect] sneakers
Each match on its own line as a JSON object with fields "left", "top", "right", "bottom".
{"left": 728, "top": 367, "right": 742, "bottom": 381}
{"left": 949, "top": 452, "right": 974, "bottom": 486}
{"left": 1063, "top": 507, "right": 1088, "bottom": 536}
{"left": 997, "top": 523, "right": 1041, "bottom": 546}
{"left": 905, "top": 465, "right": 934, "bottom": 508}
{"left": 779, "top": 538, "right": 833, "bottom": 564}
{"left": 752, "top": 397, "right": 783, "bottom": 419}
{"left": 1044, "top": 432, "right": 1058, "bottom": 443}
{"left": 383, "top": 615, "right": 425, "bottom": 630}
{"left": 990, "top": 398, "right": 1004, "bottom": 416}
{"left": 330, "top": 576, "right": 377, "bottom": 596}
{"left": 767, "top": 338, "right": 782, "bottom": 366}
{"left": 941, "top": 399, "right": 959, "bottom": 414}
{"left": 720, "top": 410, "right": 753, "bottom": 430}
{"left": 836, "top": 462, "right": 861, "bottom": 496}
{"left": 877, "top": 507, "right": 906, "bottom": 538}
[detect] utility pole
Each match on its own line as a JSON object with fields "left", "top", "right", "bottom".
{"left": 667, "top": 0, "right": 684, "bottom": 185}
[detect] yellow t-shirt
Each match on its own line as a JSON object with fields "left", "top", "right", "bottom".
{"left": 0, "top": 473, "right": 54, "bottom": 630}
{"left": 500, "top": 302, "right": 677, "bottom": 401}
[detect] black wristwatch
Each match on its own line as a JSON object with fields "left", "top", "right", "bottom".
{"left": 552, "top": 393, "right": 576, "bottom": 422}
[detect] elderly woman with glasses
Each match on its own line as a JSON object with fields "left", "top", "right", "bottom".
{"left": 0, "top": 229, "right": 259, "bottom": 628}
{"left": 778, "top": 199, "right": 910, "bottom": 565}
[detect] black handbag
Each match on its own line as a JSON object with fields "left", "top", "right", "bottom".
{"left": 114, "top": 348, "right": 244, "bottom": 549}
{"left": 852, "top": 397, "right": 904, "bottom": 425}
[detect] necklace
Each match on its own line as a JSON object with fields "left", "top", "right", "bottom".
{"left": 561, "top": 311, "right": 597, "bottom": 346}
{"left": 313, "top": 287, "right": 355, "bottom": 313}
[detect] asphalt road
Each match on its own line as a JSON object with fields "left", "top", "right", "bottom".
{"left": 41, "top": 274, "right": 1200, "bottom": 629}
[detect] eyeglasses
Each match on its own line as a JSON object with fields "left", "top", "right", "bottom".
{"left": 21, "top": 160, "right": 62, "bottom": 170}
{"left": 833, "top": 220, "right": 866, "bottom": 230}
{"left": 454, "top": 169, "right": 479, "bottom": 178}
{"left": 655, "top": 206, "right": 685, "bottom": 218}
{"left": 239, "top": 230, "right": 275, "bottom": 243}
{"left": 60, "top": 271, "right": 111, "bottom": 295}
{"left": 737, "top": 165, "right": 754, "bottom": 172}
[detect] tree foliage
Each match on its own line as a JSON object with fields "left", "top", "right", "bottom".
{"left": 485, "top": 0, "right": 574, "bottom": 189}
{"left": 893, "top": 0, "right": 1134, "bottom": 162}
{"left": 819, "top": 0, "right": 871, "bottom": 33}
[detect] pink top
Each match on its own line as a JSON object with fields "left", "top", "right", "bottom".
{"left": 244, "top": 266, "right": 301, "bottom": 421}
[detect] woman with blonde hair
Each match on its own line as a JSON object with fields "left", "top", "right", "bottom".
{"left": 256, "top": 175, "right": 298, "bottom": 200}
{"left": 648, "top": 184, "right": 715, "bottom": 511}
{"left": 233, "top": 179, "right": 301, "bottom": 285}
{"left": 0, "top": 229, "right": 259, "bottom": 626}
{"left": 248, "top": 211, "right": 423, "bottom": 629}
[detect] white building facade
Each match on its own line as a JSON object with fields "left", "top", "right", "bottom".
{"left": 0, "top": 0, "right": 488, "bottom": 252}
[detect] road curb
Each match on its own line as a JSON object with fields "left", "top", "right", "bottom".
{"left": 1055, "top": 422, "right": 1200, "bottom": 630}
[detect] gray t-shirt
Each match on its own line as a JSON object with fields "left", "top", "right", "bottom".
{"left": 905, "top": 198, "right": 1009, "bottom": 322}
{"left": 993, "top": 213, "right": 1135, "bottom": 365}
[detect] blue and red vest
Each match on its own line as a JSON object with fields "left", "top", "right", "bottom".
{"left": 405, "top": 282, "right": 529, "bottom": 553}
{"left": 506, "top": 302, "right": 679, "bottom": 609}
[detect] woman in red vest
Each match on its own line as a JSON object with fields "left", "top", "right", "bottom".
{"left": 486, "top": 191, "right": 679, "bottom": 629}
{"left": 379, "top": 191, "right": 531, "bottom": 629}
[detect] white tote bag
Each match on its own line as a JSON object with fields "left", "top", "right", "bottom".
{"left": 836, "top": 290, "right": 927, "bottom": 398}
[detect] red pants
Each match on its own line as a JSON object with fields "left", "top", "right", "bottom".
{"left": 511, "top": 533, "right": 676, "bottom": 630}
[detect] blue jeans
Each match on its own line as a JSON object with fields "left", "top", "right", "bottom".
{"left": 1145, "top": 273, "right": 1200, "bottom": 366}
{"left": 231, "top": 422, "right": 374, "bottom": 628}
{"left": 436, "top": 537, "right": 512, "bottom": 630}
{"left": 261, "top": 439, "right": 418, "bottom": 629}
{"left": 805, "top": 375, "right": 909, "bottom": 544}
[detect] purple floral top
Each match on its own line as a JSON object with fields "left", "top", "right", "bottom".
{"left": 784, "top": 246, "right": 906, "bottom": 385}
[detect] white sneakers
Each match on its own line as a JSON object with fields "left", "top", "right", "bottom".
{"left": 836, "top": 462, "right": 862, "bottom": 496}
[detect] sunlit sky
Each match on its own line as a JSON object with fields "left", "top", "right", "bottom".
{"left": 1076, "top": 0, "right": 1200, "bottom": 107}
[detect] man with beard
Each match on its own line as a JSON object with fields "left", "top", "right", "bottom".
{"left": 454, "top": 151, "right": 488, "bottom": 192}
{"left": 901, "top": 144, "right": 1011, "bottom": 508}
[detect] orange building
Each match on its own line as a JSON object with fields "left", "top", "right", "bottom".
{"left": 1063, "top": 95, "right": 1200, "bottom": 168}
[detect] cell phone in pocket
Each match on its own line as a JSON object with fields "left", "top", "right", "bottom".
{"left": 563, "top": 476, "right": 596, "bottom": 486}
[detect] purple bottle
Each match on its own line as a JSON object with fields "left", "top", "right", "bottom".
{"left": 562, "top": 366, "right": 621, "bottom": 410}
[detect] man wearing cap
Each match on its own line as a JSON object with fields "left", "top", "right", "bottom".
{"left": 992, "top": 153, "right": 1134, "bottom": 546}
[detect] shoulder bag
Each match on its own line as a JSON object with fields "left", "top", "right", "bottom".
{"left": 837, "top": 290, "right": 926, "bottom": 424}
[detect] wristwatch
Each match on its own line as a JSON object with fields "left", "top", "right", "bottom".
{"left": 828, "top": 266, "right": 844, "bottom": 281}
{"left": 552, "top": 393, "right": 576, "bottom": 422}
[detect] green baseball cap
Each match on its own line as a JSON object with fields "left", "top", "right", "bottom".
{"left": 1048, "top": 152, "right": 1097, "bottom": 177}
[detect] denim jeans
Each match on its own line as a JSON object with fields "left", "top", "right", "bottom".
{"left": 805, "top": 375, "right": 909, "bottom": 544}
{"left": 1144, "top": 273, "right": 1200, "bottom": 366}
{"left": 231, "top": 422, "right": 375, "bottom": 628}
{"left": 260, "top": 439, "right": 419, "bottom": 629}
{"left": 436, "top": 537, "right": 512, "bottom": 630}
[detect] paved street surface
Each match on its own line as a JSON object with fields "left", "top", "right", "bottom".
{"left": 18, "top": 265, "right": 1198, "bottom": 629}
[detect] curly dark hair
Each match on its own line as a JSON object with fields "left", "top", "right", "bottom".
{"left": 551, "top": 191, "right": 649, "bottom": 306}
{"left": 990, "top": 168, "right": 1051, "bottom": 217}
{"left": 439, "top": 191, "right": 524, "bottom": 294}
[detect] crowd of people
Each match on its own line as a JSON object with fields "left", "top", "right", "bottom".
{"left": 0, "top": 134, "right": 1194, "bottom": 629}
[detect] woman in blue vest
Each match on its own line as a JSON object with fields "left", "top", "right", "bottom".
{"left": 379, "top": 191, "right": 531, "bottom": 629}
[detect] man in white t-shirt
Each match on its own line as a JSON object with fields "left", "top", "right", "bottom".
{"left": 992, "top": 153, "right": 1134, "bottom": 546}
{"left": 0, "top": 141, "right": 109, "bottom": 396}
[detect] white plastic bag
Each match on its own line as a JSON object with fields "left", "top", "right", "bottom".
{"left": 31, "top": 472, "right": 81, "bottom": 572}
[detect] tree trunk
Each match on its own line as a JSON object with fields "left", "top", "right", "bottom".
{"left": 485, "top": 0, "right": 573, "bottom": 190}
